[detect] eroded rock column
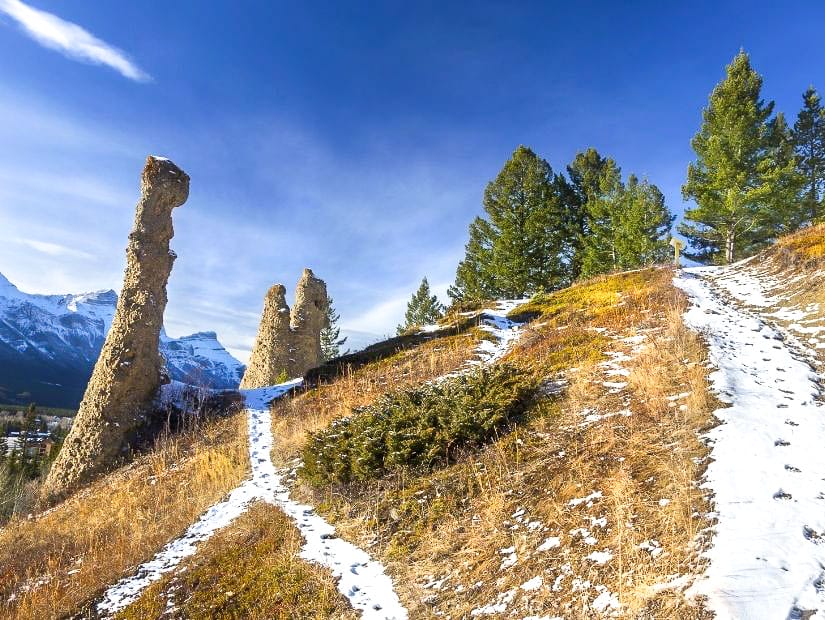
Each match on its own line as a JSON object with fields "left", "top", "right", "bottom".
{"left": 289, "top": 268, "right": 329, "bottom": 376}
{"left": 42, "top": 156, "right": 189, "bottom": 503}
{"left": 239, "top": 284, "right": 292, "bottom": 389}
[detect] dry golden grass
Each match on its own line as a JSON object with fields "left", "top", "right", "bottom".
{"left": 288, "top": 267, "right": 717, "bottom": 618}
{"left": 774, "top": 222, "right": 825, "bottom": 263}
{"left": 116, "top": 502, "right": 357, "bottom": 620}
{"left": 0, "top": 413, "right": 249, "bottom": 620}
{"left": 270, "top": 331, "right": 480, "bottom": 466}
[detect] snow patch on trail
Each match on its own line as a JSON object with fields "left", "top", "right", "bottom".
{"left": 97, "top": 381, "right": 300, "bottom": 616}
{"left": 99, "top": 379, "right": 407, "bottom": 619}
{"left": 246, "top": 388, "right": 409, "bottom": 620}
{"left": 675, "top": 268, "right": 825, "bottom": 620}
{"left": 473, "top": 300, "right": 525, "bottom": 365}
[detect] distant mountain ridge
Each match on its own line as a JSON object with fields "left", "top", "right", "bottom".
{"left": 0, "top": 272, "right": 244, "bottom": 408}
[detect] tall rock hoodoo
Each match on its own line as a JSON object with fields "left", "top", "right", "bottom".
{"left": 42, "top": 156, "right": 189, "bottom": 503}
{"left": 240, "top": 269, "right": 329, "bottom": 389}
{"left": 238, "top": 284, "right": 292, "bottom": 389}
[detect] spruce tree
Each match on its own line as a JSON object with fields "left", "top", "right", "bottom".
{"left": 792, "top": 86, "right": 825, "bottom": 221}
{"left": 614, "top": 175, "right": 674, "bottom": 267}
{"left": 566, "top": 148, "right": 610, "bottom": 279}
{"left": 449, "top": 145, "right": 567, "bottom": 301}
{"left": 680, "top": 51, "right": 796, "bottom": 263}
{"left": 320, "top": 297, "right": 347, "bottom": 361}
{"left": 398, "top": 278, "right": 445, "bottom": 334}
{"left": 572, "top": 150, "right": 674, "bottom": 278}
{"left": 448, "top": 217, "right": 496, "bottom": 302}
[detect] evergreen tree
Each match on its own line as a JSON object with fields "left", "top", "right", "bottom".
{"left": 579, "top": 158, "right": 624, "bottom": 276}
{"left": 615, "top": 175, "right": 675, "bottom": 267}
{"left": 573, "top": 151, "right": 674, "bottom": 278}
{"left": 320, "top": 297, "right": 347, "bottom": 361}
{"left": 448, "top": 217, "right": 496, "bottom": 302}
{"left": 764, "top": 113, "right": 806, "bottom": 237}
{"left": 398, "top": 278, "right": 445, "bottom": 334}
{"left": 449, "top": 145, "right": 568, "bottom": 301}
{"left": 566, "top": 148, "right": 610, "bottom": 279}
{"left": 792, "top": 86, "right": 825, "bottom": 221}
{"left": 680, "top": 51, "right": 797, "bottom": 263}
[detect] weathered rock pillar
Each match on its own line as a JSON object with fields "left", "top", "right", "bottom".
{"left": 239, "top": 284, "right": 293, "bottom": 389}
{"left": 42, "top": 156, "right": 189, "bottom": 503}
{"left": 240, "top": 269, "right": 329, "bottom": 389}
{"left": 289, "top": 268, "right": 329, "bottom": 375}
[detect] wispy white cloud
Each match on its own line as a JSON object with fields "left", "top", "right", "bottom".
{"left": 18, "top": 238, "right": 94, "bottom": 259}
{"left": 0, "top": 0, "right": 150, "bottom": 82}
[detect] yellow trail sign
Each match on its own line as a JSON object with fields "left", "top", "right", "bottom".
{"left": 670, "top": 237, "right": 685, "bottom": 266}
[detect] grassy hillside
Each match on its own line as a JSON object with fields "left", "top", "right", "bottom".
{"left": 0, "top": 266, "right": 718, "bottom": 618}
{"left": 14, "top": 241, "right": 825, "bottom": 616}
{"left": 278, "top": 267, "right": 717, "bottom": 618}
{"left": 116, "top": 502, "right": 357, "bottom": 620}
{"left": 0, "top": 416, "right": 249, "bottom": 619}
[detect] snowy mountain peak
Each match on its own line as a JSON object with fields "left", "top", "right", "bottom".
{"left": 66, "top": 289, "right": 117, "bottom": 311}
{"left": 0, "top": 271, "right": 23, "bottom": 298}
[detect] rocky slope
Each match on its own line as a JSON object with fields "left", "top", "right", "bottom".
{"left": 0, "top": 271, "right": 244, "bottom": 408}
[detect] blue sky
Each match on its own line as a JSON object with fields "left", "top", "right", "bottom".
{"left": 1, "top": 1, "right": 824, "bottom": 362}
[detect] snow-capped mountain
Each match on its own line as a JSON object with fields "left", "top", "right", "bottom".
{"left": 0, "top": 272, "right": 244, "bottom": 407}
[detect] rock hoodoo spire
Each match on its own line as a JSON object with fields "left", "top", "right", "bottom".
{"left": 42, "top": 156, "right": 190, "bottom": 503}
{"left": 240, "top": 269, "right": 329, "bottom": 389}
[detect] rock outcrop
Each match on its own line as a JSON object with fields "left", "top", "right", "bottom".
{"left": 240, "top": 269, "right": 329, "bottom": 388}
{"left": 42, "top": 156, "right": 189, "bottom": 503}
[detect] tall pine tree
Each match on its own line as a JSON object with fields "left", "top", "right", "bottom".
{"left": 449, "top": 146, "right": 567, "bottom": 301}
{"left": 579, "top": 158, "right": 624, "bottom": 277}
{"left": 566, "top": 148, "right": 610, "bottom": 279}
{"left": 397, "top": 278, "right": 445, "bottom": 334}
{"left": 320, "top": 297, "right": 347, "bottom": 361}
{"left": 449, "top": 217, "right": 496, "bottom": 302}
{"left": 792, "top": 86, "right": 825, "bottom": 222}
{"left": 763, "top": 113, "right": 806, "bottom": 237}
{"left": 680, "top": 51, "right": 797, "bottom": 263}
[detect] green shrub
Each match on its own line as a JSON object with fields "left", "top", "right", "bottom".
{"left": 300, "top": 364, "right": 535, "bottom": 486}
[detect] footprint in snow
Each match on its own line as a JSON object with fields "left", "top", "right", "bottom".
{"left": 803, "top": 526, "right": 824, "bottom": 543}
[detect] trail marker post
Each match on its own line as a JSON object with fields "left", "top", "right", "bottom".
{"left": 670, "top": 237, "right": 685, "bottom": 267}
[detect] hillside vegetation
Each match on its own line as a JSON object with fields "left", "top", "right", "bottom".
{"left": 284, "top": 267, "right": 717, "bottom": 618}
